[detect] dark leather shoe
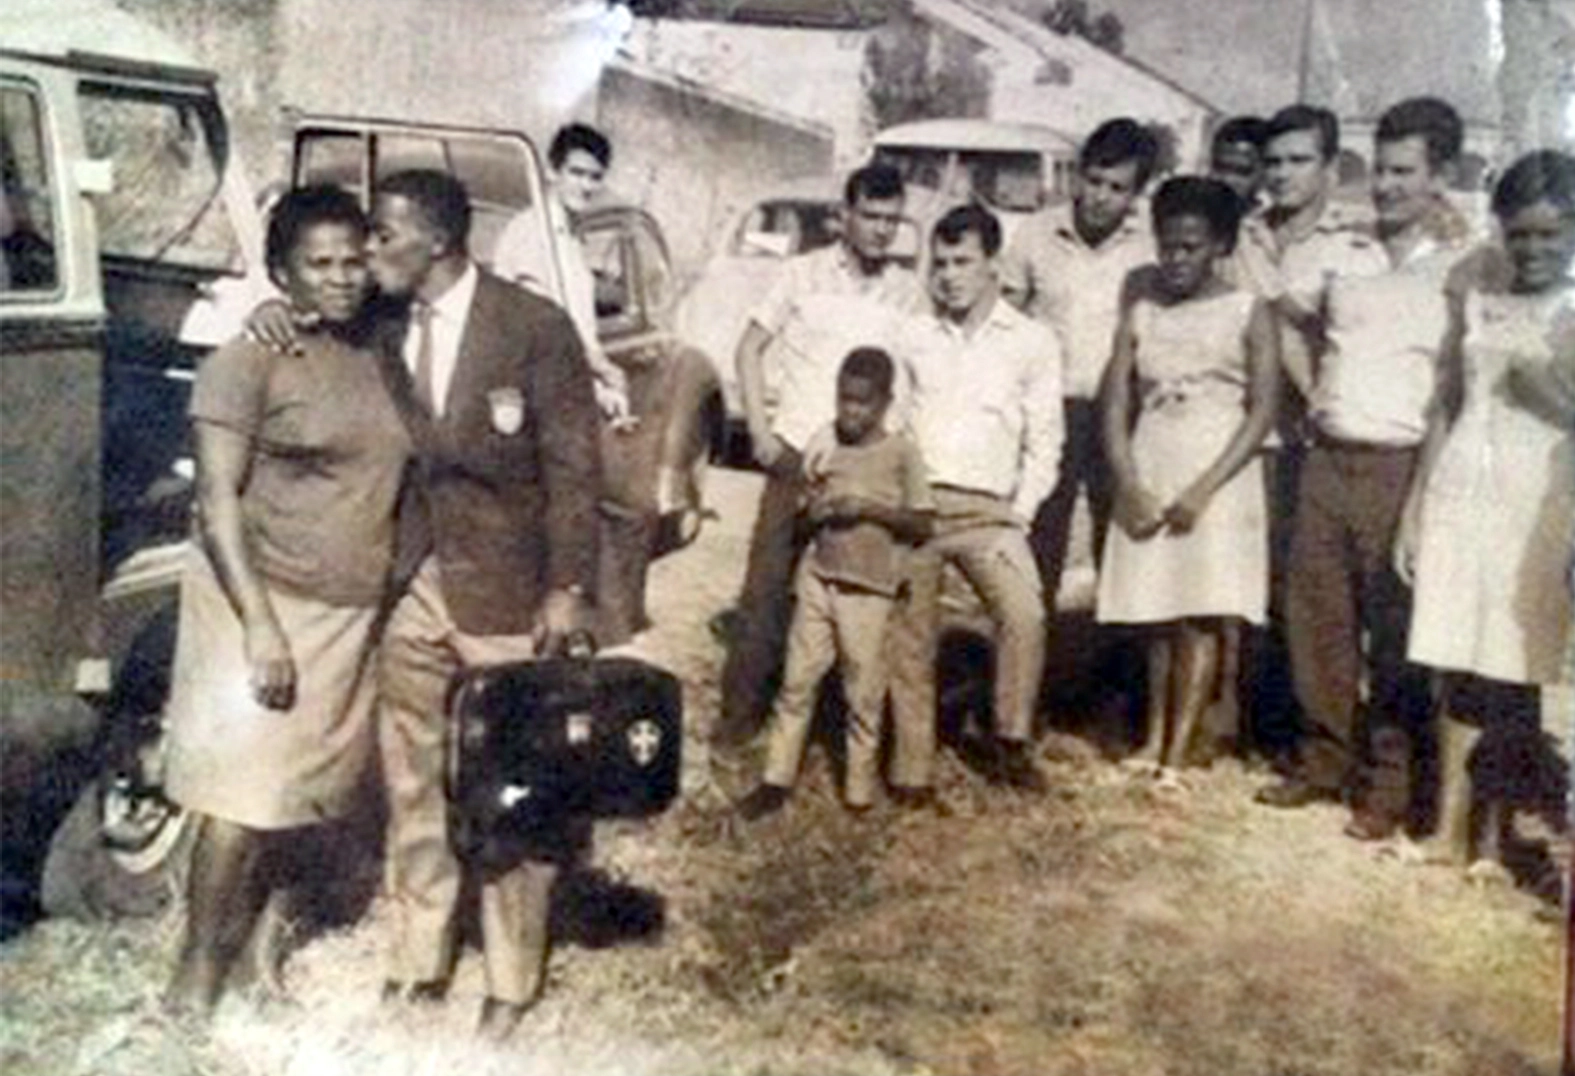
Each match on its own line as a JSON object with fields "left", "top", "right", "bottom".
{"left": 381, "top": 978, "right": 449, "bottom": 1006}
{"left": 736, "top": 784, "right": 790, "bottom": 821}
{"left": 1254, "top": 777, "right": 1338, "bottom": 809}
{"left": 1343, "top": 807, "right": 1400, "bottom": 842}
{"left": 987, "top": 741, "right": 1047, "bottom": 793}
{"left": 477, "top": 996, "right": 533, "bottom": 1042}
{"left": 889, "top": 786, "right": 953, "bottom": 816}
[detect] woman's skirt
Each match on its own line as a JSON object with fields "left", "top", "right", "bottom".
{"left": 163, "top": 548, "right": 380, "bottom": 830}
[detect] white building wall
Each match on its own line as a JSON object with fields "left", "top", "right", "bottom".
{"left": 914, "top": 0, "right": 1216, "bottom": 169}
{"left": 621, "top": 19, "right": 871, "bottom": 173}
{"left": 276, "top": 0, "right": 630, "bottom": 151}
{"left": 624, "top": 5, "right": 1218, "bottom": 175}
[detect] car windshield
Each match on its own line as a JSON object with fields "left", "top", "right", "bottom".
{"left": 876, "top": 146, "right": 1043, "bottom": 213}
{"left": 731, "top": 200, "right": 840, "bottom": 258}
{"left": 79, "top": 81, "right": 242, "bottom": 274}
{"left": 962, "top": 150, "right": 1043, "bottom": 213}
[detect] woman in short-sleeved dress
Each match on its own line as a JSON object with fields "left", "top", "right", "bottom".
{"left": 163, "top": 186, "right": 411, "bottom": 1014}
{"left": 1097, "top": 287, "right": 1270, "bottom": 628}
{"left": 1098, "top": 178, "right": 1279, "bottom": 772}
{"left": 1407, "top": 285, "right": 1574, "bottom": 685}
{"left": 1400, "top": 150, "right": 1575, "bottom": 866}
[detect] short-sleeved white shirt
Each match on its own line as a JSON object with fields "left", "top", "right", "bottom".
{"left": 999, "top": 202, "right": 1153, "bottom": 400}
{"left": 752, "top": 244, "right": 925, "bottom": 451}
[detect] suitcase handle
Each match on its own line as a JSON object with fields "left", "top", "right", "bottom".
{"left": 563, "top": 629, "right": 597, "bottom": 660}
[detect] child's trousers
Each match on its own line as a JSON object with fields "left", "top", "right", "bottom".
{"left": 762, "top": 564, "right": 895, "bottom": 807}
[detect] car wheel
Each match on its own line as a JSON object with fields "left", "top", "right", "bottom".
{"left": 40, "top": 773, "right": 190, "bottom": 921}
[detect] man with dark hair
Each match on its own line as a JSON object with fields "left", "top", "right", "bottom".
{"left": 1258, "top": 98, "right": 1473, "bottom": 833}
{"left": 845, "top": 160, "right": 906, "bottom": 205}
{"left": 549, "top": 121, "right": 612, "bottom": 173}
{"left": 367, "top": 169, "right": 603, "bottom": 1040}
{"left": 1209, "top": 115, "right": 1270, "bottom": 208}
{"left": 495, "top": 121, "right": 628, "bottom": 418}
{"left": 377, "top": 169, "right": 473, "bottom": 255}
{"left": 1235, "top": 104, "right": 1367, "bottom": 395}
{"left": 713, "top": 161, "right": 924, "bottom": 749}
{"left": 1000, "top": 118, "right": 1156, "bottom": 629}
{"left": 888, "top": 204, "right": 1063, "bottom": 801}
{"left": 1227, "top": 104, "right": 1380, "bottom": 764}
{"left": 1374, "top": 96, "right": 1464, "bottom": 172}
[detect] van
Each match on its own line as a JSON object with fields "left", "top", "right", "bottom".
{"left": 1, "top": 4, "right": 269, "bottom": 925}
{"left": 871, "top": 118, "right": 1078, "bottom": 238}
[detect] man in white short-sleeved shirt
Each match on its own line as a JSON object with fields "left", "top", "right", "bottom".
{"left": 714, "top": 162, "right": 924, "bottom": 748}
{"left": 1255, "top": 99, "right": 1474, "bottom": 833}
{"left": 999, "top": 118, "right": 1157, "bottom": 617}
{"left": 493, "top": 122, "right": 630, "bottom": 420}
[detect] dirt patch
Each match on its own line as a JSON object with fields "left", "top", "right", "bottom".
{"left": 0, "top": 469, "right": 1564, "bottom": 1075}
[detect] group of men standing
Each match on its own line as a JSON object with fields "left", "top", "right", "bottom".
{"left": 712, "top": 126, "right": 1151, "bottom": 801}
{"left": 713, "top": 96, "right": 1485, "bottom": 843}
{"left": 1227, "top": 98, "right": 1477, "bottom": 843}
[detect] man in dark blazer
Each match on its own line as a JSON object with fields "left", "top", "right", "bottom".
{"left": 366, "top": 170, "right": 602, "bottom": 1041}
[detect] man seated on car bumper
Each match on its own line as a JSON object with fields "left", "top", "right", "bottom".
{"left": 888, "top": 205, "right": 1064, "bottom": 800}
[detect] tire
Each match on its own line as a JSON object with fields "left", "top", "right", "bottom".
{"left": 40, "top": 777, "right": 191, "bottom": 921}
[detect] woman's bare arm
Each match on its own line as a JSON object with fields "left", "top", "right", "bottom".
{"left": 193, "top": 422, "right": 295, "bottom": 710}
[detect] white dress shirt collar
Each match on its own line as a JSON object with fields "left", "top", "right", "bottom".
{"left": 406, "top": 260, "right": 479, "bottom": 417}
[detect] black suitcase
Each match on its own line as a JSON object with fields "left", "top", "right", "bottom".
{"left": 445, "top": 656, "right": 682, "bottom": 867}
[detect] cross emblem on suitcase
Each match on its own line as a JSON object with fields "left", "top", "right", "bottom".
{"left": 628, "top": 720, "right": 662, "bottom": 767}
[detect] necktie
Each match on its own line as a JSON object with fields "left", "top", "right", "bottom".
{"left": 411, "top": 301, "right": 436, "bottom": 414}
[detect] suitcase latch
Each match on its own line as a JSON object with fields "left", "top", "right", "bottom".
{"left": 566, "top": 712, "right": 593, "bottom": 746}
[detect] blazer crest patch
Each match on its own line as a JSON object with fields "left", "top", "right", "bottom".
{"left": 487, "top": 386, "right": 526, "bottom": 435}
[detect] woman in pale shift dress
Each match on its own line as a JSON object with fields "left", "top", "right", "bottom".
{"left": 1399, "top": 150, "right": 1575, "bottom": 867}
{"left": 163, "top": 186, "right": 412, "bottom": 1013}
{"left": 1099, "top": 177, "right": 1280, "bottom": 770}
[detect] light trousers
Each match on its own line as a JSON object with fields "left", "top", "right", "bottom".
{"left": 378, "top": 557, "right": 558, "bottom": 1005}
{"left": 762, "top": 565, "right": 896, "bottom": 807}
{"left": 889, "top": 488, "right": 1046, "bottom": 789}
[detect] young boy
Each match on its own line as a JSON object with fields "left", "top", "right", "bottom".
{"left": 737, "top": 348, "right": 933, "bottom": 817}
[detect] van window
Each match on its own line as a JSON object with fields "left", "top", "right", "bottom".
{"left": 79, "top": 82, "right": 242, "bottom": 273}
{"left": 0, "top": 83, "right": 59, "bottom": 294}
{"left": 297, "top": 130, "right": 366, "bottom": 196}
{"left": 376, "top": 132, "right": 447, "bottom": 176}
{"left": 963, "top": 150, "right": 1042, "bottom": 213}
{"left": 875, "top": 146, "right": 949, "bottom": 192}
{"left": 294, "top": 126, "right": 537, "bottom": 267}
{"left": 583, "top": 224, "right": 636, "bottom": 334}
{"left": 733, "top": 200, "right": 840, "bottom": 258}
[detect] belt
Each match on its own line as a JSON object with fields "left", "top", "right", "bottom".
{"left": 1308, "top": 429, "right": 1420, "bottom": 454}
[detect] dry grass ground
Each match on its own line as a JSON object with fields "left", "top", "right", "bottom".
{"left": 0, "top": 468, "right": 1565, "bottom": 1076}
